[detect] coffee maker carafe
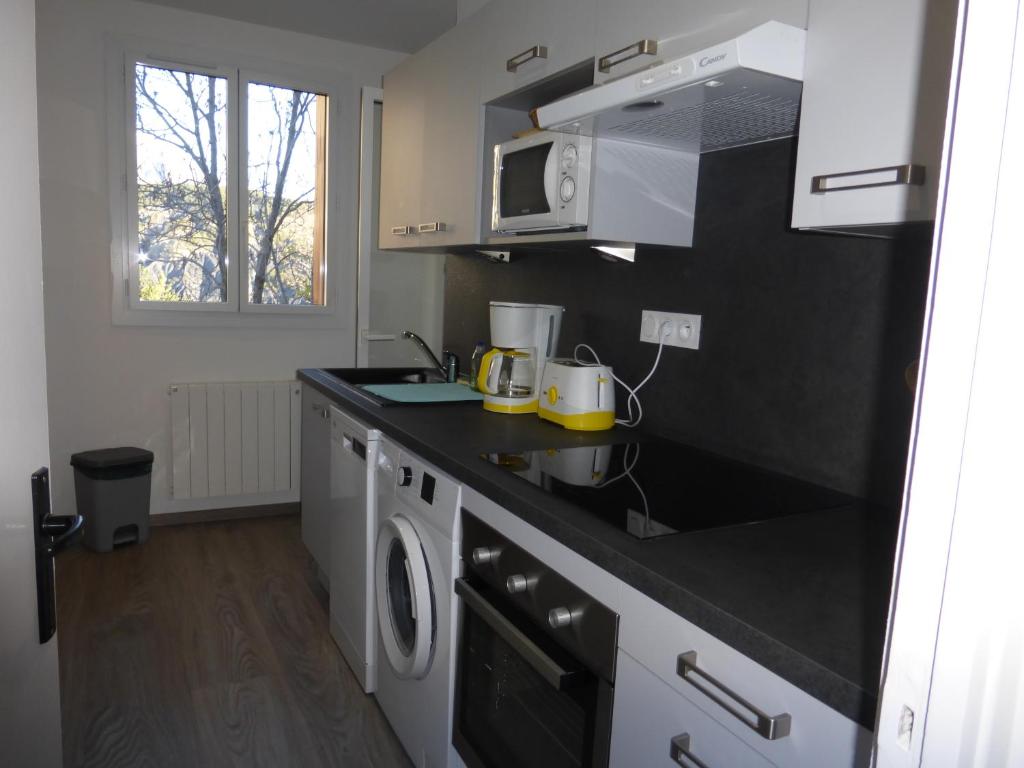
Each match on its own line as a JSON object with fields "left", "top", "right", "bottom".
{"left": 477, "top": 302, "right": 563, "bottom": 414}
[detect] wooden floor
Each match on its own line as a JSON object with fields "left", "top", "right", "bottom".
{"left": 57, "top": 514, "right": 410, "bottom": 768}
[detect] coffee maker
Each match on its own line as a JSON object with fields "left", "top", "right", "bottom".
{"left": 476, "top": 302, "right": 563, "bottom": 414}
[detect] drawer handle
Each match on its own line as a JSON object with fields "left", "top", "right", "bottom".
{"left": 670, "top": 733, "right": 711, "bottom": 768}
{"left": 391, "top": 225, "right": 415, "bottom": 236}
{"left": 418, "top": 222, "right": 447, "bottom": 233}
{"left": 676, "top": 652, "right": 791, "bottom": 740}
{"left": 506, "top": 45, "right": 548, "bottom": 73}
{"left": 598, "top": 39, "right": 658, "bottom": 74}
{"left": 810, "top": 163, "right": 925, "bottom": 194}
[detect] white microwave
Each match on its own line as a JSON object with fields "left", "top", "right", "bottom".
{"left": 491, "top": 131, "right": 592, "bottom": 234}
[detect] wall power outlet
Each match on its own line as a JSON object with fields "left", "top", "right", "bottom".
{"left": 640, "top": 310, "right": 702, "bottom": 350}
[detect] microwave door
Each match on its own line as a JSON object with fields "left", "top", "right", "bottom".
{"left": 497, "top": 142, "right": 559, "bottom": 232}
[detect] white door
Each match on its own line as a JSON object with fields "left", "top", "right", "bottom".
{"left": 874, "top": 0, "right": 1024, "bottom": 764}
{"left": 355, "top": 88, "right": 445, "bottom": 368}
{"left": 0, "top": 1, "right": 63, "bottom": 765}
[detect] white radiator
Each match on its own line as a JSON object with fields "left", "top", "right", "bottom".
{"left": 169, "top": 381, "right": 301, "bottom": 500}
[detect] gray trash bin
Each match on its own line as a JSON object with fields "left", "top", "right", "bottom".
{"left": 70, "top": 447, "right": 154, "bottom": 552}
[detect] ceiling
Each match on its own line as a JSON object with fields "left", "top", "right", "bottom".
{"left": 139, "top": 0, "right": 459, "bottom": 53}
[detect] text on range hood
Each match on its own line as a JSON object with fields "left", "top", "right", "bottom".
{"left": 535, "top": 22, "right": 806, "bottom": 153}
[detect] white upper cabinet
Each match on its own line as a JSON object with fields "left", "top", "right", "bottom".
{"left": 378, "top": 57, "right": 426, "bottom": 249}
{"left": 592, "top": 0, "right": 808, "bottom": 84}
{"left": 479, "top": 0, "right": 596, "bottom": 104}
{"left": 791, "top": 0, "right": 958, "bottom": 231}
{"left": 418, "top": 21, "right": 485, "bottom": 247}
{"left": 379, "top": 19, "right": 484, "bottom": 250}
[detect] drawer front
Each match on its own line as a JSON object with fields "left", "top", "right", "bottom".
{"left": 618, "top": 584, "right": 871, "bottom": 768}
{"left": 612, "top": 650, "right": 774, "bottom": 768}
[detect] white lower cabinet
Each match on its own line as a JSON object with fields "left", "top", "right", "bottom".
{"left": 459, "top": 487, "right": 872, "bottom": 768}
{"left": 612, "top": 650, "right": 774, "bottom": 768}
{"left": 300, "top": 383, "right": 331, "bottom": 580}
{"left": 616, "top": 583, "right": 872, "bottom": 768}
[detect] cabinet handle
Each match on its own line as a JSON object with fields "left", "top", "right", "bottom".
{"left": 418, "top": 222, "right": 447, "bottom": 233}
{"left": 598, "top": 39, "right": 658, "bottom": 74}
{"left": 506, "top": 45, "right": 548, "bottom": 73}
{"left": 391, "top": 225, "right": 415, "bottom": 236}
{"left": 670, "top": 734, "right": 711, "bottom": 768}
{"left": 676, "top": 652, "right": 791, "bottom": 740}
{"left": 810, "top": 163, "right": 925, "bottom": 194}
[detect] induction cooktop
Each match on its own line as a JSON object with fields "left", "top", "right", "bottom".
{"left": 482, "top": 440, "right": 854, "bottom": 539}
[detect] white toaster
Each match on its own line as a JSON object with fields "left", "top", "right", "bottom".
{"left": 538, "top": 359, "right": 616, "bottom": 431}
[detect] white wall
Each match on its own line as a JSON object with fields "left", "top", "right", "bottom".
{"left": 35, "top": 0, "right": 406, "bottom": 516}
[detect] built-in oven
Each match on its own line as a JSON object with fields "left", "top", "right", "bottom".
{"left": 453, "top": 511, "right": 618, "bottom": 768}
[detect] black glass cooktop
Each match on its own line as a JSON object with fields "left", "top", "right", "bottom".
{"left": 482, "top": 440, "right": 854, "bottom": 540}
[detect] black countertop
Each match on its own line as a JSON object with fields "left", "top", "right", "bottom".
{"left": 299, "top": 368, "right": 897, "bottom": 729}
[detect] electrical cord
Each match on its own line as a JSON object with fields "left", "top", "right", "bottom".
{"left": 595, "top": 442, "right": 651, "bottom": 530}
{"left": 573, "top": 321, "right": 670, "bottom": 428}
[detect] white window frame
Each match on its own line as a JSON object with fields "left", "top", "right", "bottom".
{"left": 108, "top": 38, "right": 354, "bottom": 328}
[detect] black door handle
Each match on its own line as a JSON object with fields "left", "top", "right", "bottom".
{"left": 38, "top": 513, "right": 84, "bottom": 558}
{"left": 33, "top": 467, "right": 82, "bottom": 644}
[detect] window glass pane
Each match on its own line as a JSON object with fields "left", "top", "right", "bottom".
{"left": 134, "top": 64, "right": 229, "bottom": 303}
{"left": 247, "top": 83, "right": 328, "bottom": 306}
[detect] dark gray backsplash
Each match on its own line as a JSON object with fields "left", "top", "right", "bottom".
{"left": 443, "top": 139, "right": 932, "bottom": 506}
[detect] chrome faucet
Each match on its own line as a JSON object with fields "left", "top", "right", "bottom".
{"left": 401, "top": 330, "right": 459, "bottom": 382}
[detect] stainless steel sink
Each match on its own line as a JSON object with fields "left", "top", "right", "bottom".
{"left": 322, "top": 367, "right": 447, "bottom": 386}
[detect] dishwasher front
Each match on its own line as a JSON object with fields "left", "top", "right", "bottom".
{"left": 328, "top": 405, "right": 381, "bottom": 693}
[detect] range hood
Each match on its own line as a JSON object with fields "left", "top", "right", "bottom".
{"left": 535, "top": 22, "right": 806, "bottom": 153}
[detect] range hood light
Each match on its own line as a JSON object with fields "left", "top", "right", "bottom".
{"left": 592, "top": 245, "right": 636, "bottom": 262}
{"left": 623, "top": 99, "right": 665, "bottom": 112}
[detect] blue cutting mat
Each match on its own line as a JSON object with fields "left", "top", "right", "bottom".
{"left": 360, "top": 383, "right": 483, "bottom": 403}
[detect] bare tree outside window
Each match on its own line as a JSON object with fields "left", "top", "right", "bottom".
{"left": 135, "top": 64, "right": 228, "bottom": 303}
{"left": 133, "top": 64, "right": 329, "bottom": 307}
{"left": 247, "top": 83, "right": 328, "bottom": 305}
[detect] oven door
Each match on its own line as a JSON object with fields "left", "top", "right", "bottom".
{"left": 493, "top": 139, "right": 559, "bottom": 232}
{"left": 453, "top": 577, "right": 613, "bottom": 768}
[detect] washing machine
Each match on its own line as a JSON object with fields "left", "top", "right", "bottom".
{"left": 374, "top": 437, "right": 462, "bottom": 768}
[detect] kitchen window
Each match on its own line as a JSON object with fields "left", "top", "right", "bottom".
{"left": 111, "top": 46, "right": 346, "bottom": 325}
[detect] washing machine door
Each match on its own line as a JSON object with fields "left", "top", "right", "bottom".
{"left": 376, "top": 514, "right": 435, "bottom": 679}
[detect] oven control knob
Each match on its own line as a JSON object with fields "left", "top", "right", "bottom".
{"left": 471, "top": 546, "right": 500, "bottom": 566}
{"left": 506, "top": 574, "right": 529, "bottom": 594}
{"left": 548, "top": 607, "right": 573, "bottom": 629}
{"left": 397, "top": 466, "right": 413, "bottom": 487}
